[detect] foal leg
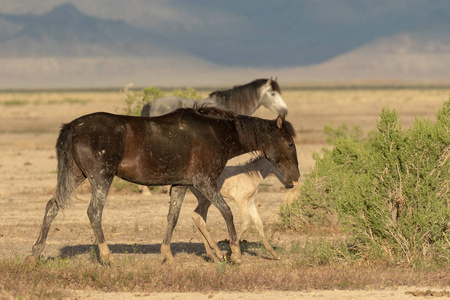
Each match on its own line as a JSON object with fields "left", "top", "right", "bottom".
{"left": 193, "top": 181, "right": 242, "bottom": 263}
{"left": 235, "top": 196, "right": 251, "bottom": 242}
{"left": 190, "top": 187, "right": 224, "bottom": 262}
{"left": 161, "top": 185, "right": 187, "bottom": 263}
{"left": 87, "top": 179, "right": 114, "bottom": 264}
{"left": 248, "top": 199, "right": 280, "bottom": 259}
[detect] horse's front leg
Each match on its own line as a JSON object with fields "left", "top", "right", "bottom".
{"left": 193, "top": 180, "right": 242, "bottom": 264}
{"left": 161, "top": 185, "right": 187, "bottom": 263}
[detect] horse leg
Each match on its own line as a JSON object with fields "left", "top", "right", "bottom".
{"left": 248, "top": 199, "right": 280, "bottom": 260}
{"left": 87, "top": 179, "right": 113, "bottom": 264}
{"left": 193, "top": 181, "right": 242, "bottom": 264}
{"left": 24, "top": 173, "right": 85, "bottom": 264}
{"left": 235, "top": 196, "right": 250, "bottom": 242}
{"left": 23, "top": 195, "right": 60, "bottom": 264}
{"left": 161, "top": 185, "right": 187, "bottom": 263}
{"left": 189, "top": 187, "right": 224, "bottom": 262}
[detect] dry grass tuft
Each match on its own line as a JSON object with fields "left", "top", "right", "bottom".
{"left": 2, "top": 248, "right": 450, "bottom": 299}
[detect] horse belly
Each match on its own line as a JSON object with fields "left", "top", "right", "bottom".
{"left": 220, "top": 174, "right": 257, "bottom": 202}
{"left": 117, "top": 150, "right": 193, "bottom": 186}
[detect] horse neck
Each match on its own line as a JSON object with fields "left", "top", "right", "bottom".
{"left": 207, "top": 87, "right": 261, "bottom": 115}
{"left": 221, "top": 157, "right": 283, "bottom": 189}
{"left": 220, "top": 161, "right": 264, "bottom": 186}
{"left": 245, "top": 157, "right": 273, "bottom": 180}
{"left": 250, "top": 157, "right": 285, "bottom": 185}
{"left": 219, "top": 120, "right": 250, "bottom": 160}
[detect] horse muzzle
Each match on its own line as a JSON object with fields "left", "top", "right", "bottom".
{"left": 285, "top": 181, "right": 299, "bottom": 189}
{"left": 284, "top": 180, "right": 299, "bottom": 189}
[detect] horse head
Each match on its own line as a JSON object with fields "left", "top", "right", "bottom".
{"left": 259, "top": 78, "right": 288, "bottom": 116}
{"left": 262, "top": 114, "right": 300, "bottom": 188}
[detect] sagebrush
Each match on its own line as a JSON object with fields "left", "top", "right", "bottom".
{"left": 282, "top": 99, "right": 450, "bottom": 266}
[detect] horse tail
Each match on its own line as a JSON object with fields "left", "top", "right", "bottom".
{"left": 55, "top": 122, "right": 76, "bottom": 209}
{"left": 141, "top": 103, "right": 151, "bottom": 117}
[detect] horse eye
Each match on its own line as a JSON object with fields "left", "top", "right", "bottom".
{"left": 288, "top": 143, "right": 293, "bottom": 147}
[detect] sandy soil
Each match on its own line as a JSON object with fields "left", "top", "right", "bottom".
{"left": 0, "top": 87, "right": 448, "bottom": 299}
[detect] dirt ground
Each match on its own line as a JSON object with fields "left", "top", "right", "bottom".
{"left": 0, "top": 87, "right": 448, "bottom": 299}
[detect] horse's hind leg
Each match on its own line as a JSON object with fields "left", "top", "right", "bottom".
{"left": 87, "top": 178, "right": 114, "bottom": 264}
{"left": 24, "top": 173, "right": 85, "bottom": 264}
{"left": 161, "top": 185, "right": 187, "bottom": 263}
{"left": 24, "top": 195, "right": 60, "bottom": 264}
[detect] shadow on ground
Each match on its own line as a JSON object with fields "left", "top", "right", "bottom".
{"left": 58, "top": 240, "right": 275, "bottom": 261}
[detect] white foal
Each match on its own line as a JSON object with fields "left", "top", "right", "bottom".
{"left": 188, "top": 156, "right": 287, "bottom": 260}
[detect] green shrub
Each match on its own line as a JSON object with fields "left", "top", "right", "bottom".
{"left": 120, "top": 84, "right": 166, "bottom": 116}
{"left": 172, "top": 87, "right": 203, "bottom": 100}
{"left": 282, "top": 99, "right": 450, "bottom": 266}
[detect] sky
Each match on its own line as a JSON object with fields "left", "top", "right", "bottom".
{"left": 2, "top": 0, "right": 450, "bottom": 68}
{"left": 1, "top": 1, "right": 449, "bottom": 87}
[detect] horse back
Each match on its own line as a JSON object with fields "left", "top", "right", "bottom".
{"left": 146, "top": 96, "right": 196, "bottom": 117}
{"left": 69, "top": 111, "right": 236, "bottom": 186}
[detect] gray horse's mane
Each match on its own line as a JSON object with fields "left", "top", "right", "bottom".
{"left": 208, "top": 79, "right": 281, "bottom": 113}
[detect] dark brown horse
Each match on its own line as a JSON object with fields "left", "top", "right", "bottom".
{"left": 24, "top": 107, "right": 299, "bottom": 264}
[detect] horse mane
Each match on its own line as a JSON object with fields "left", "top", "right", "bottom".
{"left": 208, "top": 79, "right": 273, "bottom": 112}
{"left": 239, "top": 155, "right": 266, "bottom": 166}
{"left": 191, "top": 105, "right": 296, "bottom": 155}
{"left": 270, "top": 80, "right": 282, "bottom": 95}
{"left": 194, "top": 103, "right": 236, "bottom": 119}
{"left": 234, "top": 115, "right": 296, "bottom": 154}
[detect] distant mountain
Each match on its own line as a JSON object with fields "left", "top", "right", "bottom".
{"left": 276, "top": 32, "right": 450, "bottom": 82}
{"left": 0, "top": 3, "right": 179, "bottom": 57}
{"left": 2, "top": 1, "right": 450, "bottom": 67}
{"left": 0, "top": 2, "right": 449, "bottom": 88}
{"left": 139, "top": 0, "right": 450, "bottom": 68}
{"left": 0, "top": 3, "right": 218, "bottom": 88}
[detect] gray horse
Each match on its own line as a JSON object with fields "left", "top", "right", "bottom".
{"left": 141, "top": 78, "right": 288, "bottom": 117}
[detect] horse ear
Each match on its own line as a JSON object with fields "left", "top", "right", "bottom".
{"left": 276, "top": 114, "right": 284, "bottom": 129}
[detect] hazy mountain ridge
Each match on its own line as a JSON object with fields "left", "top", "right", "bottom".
{"left": 0, "top": 4, "right": 178, "bottom": 57}
{"left": 276, "top": 33, "right": 450, "bottom": 83}
{"left": 0, "top": 2, "right": 449, "bottom": 88}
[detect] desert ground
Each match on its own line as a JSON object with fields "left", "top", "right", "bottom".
{"left": 0, "top": 85, "right": 449, "bottom": 299}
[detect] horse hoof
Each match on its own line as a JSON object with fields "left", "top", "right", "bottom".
{"left": 229, "top": 256, "right": 243, "bottom": 264}
{"left": 23, "top": 255, "right": 38, "bottom": 265}
{"left": 270, "top": 253, "right": 281, "bottom": 260}
{"left": 161, "top": 244, "right": 176, "bottom": 264}
{"left": 227, "top": 253, "right": 243, "bottom": 264}
{"left": 163, "top": 256, "right": 176, "bottom": 265}
{"left": 208, "top": 254, "right": 224, "bottom": 263}
{"left": 99, "top": 254, "right": 114, "bottom": 265}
